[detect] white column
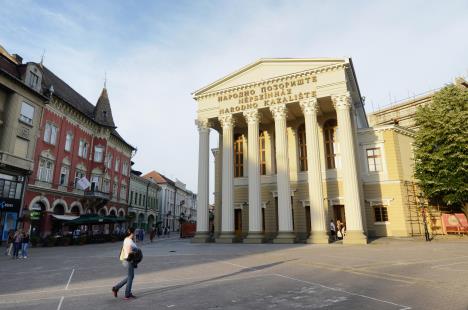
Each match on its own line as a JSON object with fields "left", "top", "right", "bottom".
{"left": 243, "top": 110, "right": 263, "bottom": 243}
{"left": 217, "top": 114, "right": 235, "bottom": 242}
{"left": 212, "top": 147, "right": 222, "bottom": 237}
{"left": 193, "top": 119, "right": 210, "bottom": 243}
{"left": 332, "top": 93, "right": 367, "bottom": 244}
{"left": 300, "top": 98, "right": 328, "bottom": 244}
{"left": 270, "top": 104, "right": 295, "bottom": 243}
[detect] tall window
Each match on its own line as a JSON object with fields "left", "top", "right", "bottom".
{"left": 121, "top": 185, "right": 127, "bottom": 200}
{"left": 78, "top": 140, "right": 88, "bottom": 158}
{"left": 367, "top": 147, "right": 382, "bottom": 172}
{"left": 106, "top": 153, "right": 113, "bottom": 169}
{"left": 20, "top": 102, "right": 34, "bottom": 125}
{"left": 324, "top": 119, "right": 339, "bottom": 169}
{"left": 59, "top": 166, "right": 69, "bottom": 186}
{"left": 27, "top": 72, "right": 39, "bottom": 88}
{"left": 374, "top": 206, "right": 389, "bottom": 222}
{"left": 113, "top": 182, "right": 118, "bottom": 198}
{"left": 130, "top": 191, "right": 134, "bottom": 203}
{"left": 122, "top": 161, "right": 129, "bottom": 176}
{"left": 115, "top": 158, "right": 120, "bottom": 172}
{"left": 259, "top": 131, "right": 266, "bottom": 175}
{"left": 74, "top": 170, "right": 85, "bottom": 189}
{"left": 91, "top": 175, "right": 101, "bottom": 191}
{"left": 44, "top": 123, "right": 58, "bottom": 145}
{"left": 94, "top": 146, "right": 104, "bottom": 162}
{"left": 37, "top": 158, "right": 54, "bottom": 182}
{"left": 103, "top": 179, "right": 110, "bottom": 193}
{"left": 64, "top": 133, "right": 73, "bottom": 152}
{"left": 298, "top": 124, "right": 307, "bottom": 171}
{"left": 234, "top": 135, "right": 244, "bottom": 177}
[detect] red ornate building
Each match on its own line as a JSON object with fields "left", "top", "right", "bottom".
{"left": 22, "top": 65, "right": 135, "bottom": 236}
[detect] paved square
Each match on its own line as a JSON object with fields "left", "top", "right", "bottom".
{"left": 1, "top": 238, "right": 468, "bottom": 309}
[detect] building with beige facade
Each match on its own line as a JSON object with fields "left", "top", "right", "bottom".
{"left": 192, "top": 58, "right": 418, "bottom": 244}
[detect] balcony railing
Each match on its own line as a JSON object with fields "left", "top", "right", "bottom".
{"left": 84, "top": 190, "right": 110, "bottom": 200}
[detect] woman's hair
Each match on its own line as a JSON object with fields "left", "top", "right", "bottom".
{"left": 126, "top": 227, "right": 135, "bottom": 237}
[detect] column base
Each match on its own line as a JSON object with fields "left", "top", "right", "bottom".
{"left": 273, "top": 231, "right": 296, "bottom": 244}
{"left": 306, "top": 231, "right": 330, "bottom": 244}
{"left": 215, "top": 232, "right": 237, "bottom": 243}
{"left": 191, "top": 232, "right": 210, "bottom": 243}
{"left": 343, "top": 231, "right": 368, "bottom": 245}
{"left": 243, "top": 232, "right": 264, "bottom": 244}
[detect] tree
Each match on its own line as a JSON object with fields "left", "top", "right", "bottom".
{"left": 414, "top": 84, "right": 468, "bottom": 213}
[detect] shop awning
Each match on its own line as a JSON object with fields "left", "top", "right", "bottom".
{"left": 65, "top": 215, "right": 127, "bottom": 225}
{"left": 52, "top": 215, "right": 80, "bottom": 221}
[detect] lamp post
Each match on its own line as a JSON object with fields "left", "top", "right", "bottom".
{"left": 418, "top": 193, "right": 431, "bottom": 242}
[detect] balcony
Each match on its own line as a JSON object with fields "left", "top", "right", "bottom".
{"left": 84, "top": 190, "right": 110, "bottom": 200}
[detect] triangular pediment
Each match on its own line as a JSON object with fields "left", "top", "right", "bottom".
{"left": 193, "top": 58, "right": 348, "bottom": 96}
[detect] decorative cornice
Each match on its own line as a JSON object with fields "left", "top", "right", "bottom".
{"left": 194, "top": 62, "right": 346, "bottom": 100}
{"left": 269, "top": 104, "right": 288, "bottom": 121}
{"left": 219, "top": 114, "right": 235, "bottom": 129}
{"left": 299, "top": 97, "right": 319, "bottom": 115}
{"left": 331, "top": 92, "right": 352, "bottom": 111}
{"left": 243, "top": 109, "right": 261, "bottom": 124}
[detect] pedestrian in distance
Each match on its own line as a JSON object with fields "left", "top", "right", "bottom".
{"left": 12, "top": 229, "right": 22, "bottom": 259}
{"left": 21, "top": 231, "right": 29, "bottom": 259}
{"left": 329, "top": 220, "right": 336, "bottom": 242}
{"left": 112, "top": 227, "right": 139, "bottom": 300}
{"left": 4, "top": 229, "right": 14, "bottom": 256}
{"left": 149, "top": 226, "right": 156, "bottom": 243}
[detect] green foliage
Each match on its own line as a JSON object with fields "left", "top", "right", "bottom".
{"left": 414, "top": 85, "right": 468, "bottom": 209}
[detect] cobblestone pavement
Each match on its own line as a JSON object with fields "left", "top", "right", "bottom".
{"left": 0, "top": 237, "right": 468, "bottom": 309}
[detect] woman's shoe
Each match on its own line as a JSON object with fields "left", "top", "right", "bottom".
{"left": 111, "top": 287, "right": 118, "bottom": 298}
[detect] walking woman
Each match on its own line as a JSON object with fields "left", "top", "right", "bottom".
{"left": 112, "top": 227, "right": 138, "bottom": 299}
{"left": 21, "top": 232, "right": 30, "bottom": 259}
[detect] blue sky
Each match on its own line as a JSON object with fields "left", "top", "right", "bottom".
{"left": 1, "top": 0, "right": 467, "bottom": 193}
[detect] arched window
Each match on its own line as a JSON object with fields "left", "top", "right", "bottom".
{"left": 298, "top": 124, "right": 307, "bottom": 171}
{"left": 234, "top": 135, "right": 244, "bottom": 177}
{"left": 324, "top": 119, "right": 340, "bottom": 169}
{"left": 259, "top": 131, "right": 266, "bottom": 175}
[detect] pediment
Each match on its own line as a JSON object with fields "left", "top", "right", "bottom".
{"left": 193, "top": 58, "right": 348, "bottom": 97}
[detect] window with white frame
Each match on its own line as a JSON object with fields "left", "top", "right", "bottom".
{"left": 74, "top": 170, "right": 85, "bottom": 189}
{"left": 59, "top": 166, "right": 69, "bottom": 186}
{"left": 374, "top": 205, "right": 389, "bottom": 222}
{"left": 106, "top": 153, "right": 113, "bottom": 169}
{"left": 64, "top": 133, "right": 73, "bottom": 152}
{"left": 44, "top": 123, "right": 58, "bottom": 145}
{"left": 103, "top": 178, "right": 110, "bottom": 193}
{"left": 366, "top": 147, "right": 382, "bottom": 172}
{"left": 37, "top": 158, "right": 54, "bottom": 182}
{"left": 120, "top": 184, "right": 127, "bottom": 200}
{"left": 78, "top": 140, "right": 89, "bottom": 158}
{"left": 94, "top": 146, "right": 104, "bottom": 162}
{"left": 27, "top": 71, "right": 39, "bottom": 88}
{"left": 19, "top": 102, "right": 34, "bottom": 125}
{"left": 91, "top": 175, "right": 101, "bottom": 191}
{"left": 122, "top": 161, "right": 128, "bottom": 176}
{"left": 112, "top": 181, "right": 118, "bottom": 198}
{"left": 115, "top": 158, "right": 120, "bottom": 172}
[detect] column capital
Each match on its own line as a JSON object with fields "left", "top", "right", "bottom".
{"left": 269, "top": 104, "right": 287, "bottom": 121}
{"left": 299, "top": 97, "right": 319, "bottom": 115}
{"left": 331, "top": 92, "right": 352, "bottom": 110}
{"left": 243, "top": 109, "right": 261, "bottom": 124}
{"left": 219, "top": 114, "right": 235, "bottom": 129}
{"left": 195, "top": 119, "right": 211, "bottom": 131}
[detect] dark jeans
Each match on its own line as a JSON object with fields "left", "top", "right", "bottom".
{"left": 13, "top": 242, "right": 21, "bottom": 258}
{"left": 114, "top": 261, "right": 135, "bottom": 297}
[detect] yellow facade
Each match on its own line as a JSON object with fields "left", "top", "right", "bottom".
{"left": 193, "top": 58, "right": 417, "bottom": 243}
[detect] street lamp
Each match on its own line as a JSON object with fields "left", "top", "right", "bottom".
{"left": 418, "top": 193, "right": 431, "bottom": 242}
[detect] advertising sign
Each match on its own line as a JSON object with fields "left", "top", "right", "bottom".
{"left": 441, "top": 213, "right": 468, "bottom": 234}
{"left": 2, "top": 212, "right": 18, "bottom": 241}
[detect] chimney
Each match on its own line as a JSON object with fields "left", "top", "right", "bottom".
{"left": 12, "top": 54, "right": 23, "bottom": 64}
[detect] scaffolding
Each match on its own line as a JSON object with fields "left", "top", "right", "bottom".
{"left": 404, "top": 181, "right": 444, "bottom": 236}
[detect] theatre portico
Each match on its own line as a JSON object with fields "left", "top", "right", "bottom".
{"left": 192, "top": 58, "right": 415, "bottom": 245}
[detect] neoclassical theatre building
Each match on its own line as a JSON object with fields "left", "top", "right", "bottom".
{"left": 192, "top": 58, "right": 414, "bottom": 244}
